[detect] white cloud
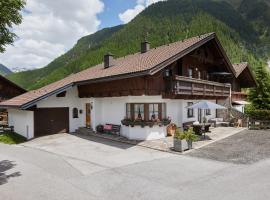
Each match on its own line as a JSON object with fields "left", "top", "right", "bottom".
{"left": 119, "top": 0, "right": 165, "bottom": 24}
{"left": 0, "top": 0, "right": 104, "bottom": 70}
{"left": 119, "top": 4, "right": 145, "bottom": 24}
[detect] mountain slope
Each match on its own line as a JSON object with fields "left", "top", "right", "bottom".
{"left": 7, "top": 25, "right": 123, "bottom": 89}
{"left": 0, "top": 64, "right": 12, "bottom": 76}
{"left": 7, "top": 0, "right": 270, "bottom": 90}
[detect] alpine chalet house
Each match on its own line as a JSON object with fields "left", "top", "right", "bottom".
{"left": 0, "top": 74, "right": 26, "bottom": 125}
{"left": 0, "top": 33, "right": 256, "bottom": 140}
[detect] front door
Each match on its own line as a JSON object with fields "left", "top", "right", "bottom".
{"left": 86, "top": 103, "right": 91, "bottom": 127}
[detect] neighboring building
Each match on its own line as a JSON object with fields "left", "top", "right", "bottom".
{"left": 0, "top": 33, "right": 256, "bottom": 140}
{"left": 0, "top": 74, "right": 26, "bottom": 102}
{"left": 0, "top": 75, "right": 26, "bottom": 125}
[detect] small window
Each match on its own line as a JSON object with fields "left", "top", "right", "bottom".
{"left": 187, "top": 102, "right": 194, "bottom": 118}
{"left": 73, "top": 108, "right": 79, "bottom": 118}
{"left": 206, "top": 109, "right": 211, "bottom": 115}
{"left": 126, "top": 104, "right": 131, "bottom": 119}
{"left": 56, "top": 91, "right": 66, "bottom": 97}
{"left": 188, "top": 68, "right": 193, "bottom": 78}
{"left": 149, "top": 104, "right": 159, "bottom": 120}
{"left": 134, "top": 104, "right": 144, "bottom": 120}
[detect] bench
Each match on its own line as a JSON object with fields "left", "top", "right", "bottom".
{"left": 182, "top": 121, "right": 195, "bottom": 131}
{"left": 103, "top": 124, "right": 121, "bottom": 136}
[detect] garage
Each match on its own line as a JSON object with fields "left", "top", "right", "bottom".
{"left": 34, "top": 107, "right": 69, "bottom": 137}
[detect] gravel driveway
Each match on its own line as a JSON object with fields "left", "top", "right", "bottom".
{"left": 187, "top": 130, "right": 270, "bottom": 164}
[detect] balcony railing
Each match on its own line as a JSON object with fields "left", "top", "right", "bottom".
{"left": 232, "top": 91, "right": 247, "bottom": 101}
{"left": 165, "top": 75, "right": 231, "bottom": 98}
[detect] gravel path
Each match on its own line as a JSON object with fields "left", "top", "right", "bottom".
{"left": 187, "top": 130, "right": 270, "bottom": 164}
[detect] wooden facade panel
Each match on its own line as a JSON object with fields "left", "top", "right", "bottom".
{"left": 78, "top": 75, "right": 165, "bottom": 98}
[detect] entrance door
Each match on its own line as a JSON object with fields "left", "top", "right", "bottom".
{"left": 85, "top": 103, "right": 91, "bottom": 127}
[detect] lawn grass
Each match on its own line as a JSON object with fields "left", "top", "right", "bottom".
{"left": 0, "top": 131, "right": 27, "bottom": 144}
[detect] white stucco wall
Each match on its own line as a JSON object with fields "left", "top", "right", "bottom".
{"left": 122, "top": 126, "right": 167, "bottom": 140}
{"left": 7, "top": 86, "right": 219, "bottom": 140}
{"left": 8, "top": 109, "right": 34, "bottom": 139}
{"left": 36, "top": 86, "right": 89, "bottom": 132}
{"left": 91, "top": 96, "right": 217, "bottom": 140}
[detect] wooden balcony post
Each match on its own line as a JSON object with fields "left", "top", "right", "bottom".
{"left": 203, "top": 84, "right": 206, "bottom": 96}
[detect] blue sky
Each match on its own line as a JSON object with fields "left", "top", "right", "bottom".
{"left": 99, "top": 0, "right": 137, "bottom": 29}
{"left": 0, "top": 0, "right": 164, "bottom": 70}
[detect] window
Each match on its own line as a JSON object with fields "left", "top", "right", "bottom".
{"left": 206, "top": 109, "right": 211, "bottom": 115}
{"left": 198, "top": 71, "right": 201, "bottom": 79}
{"left": 187, "top": 102, "right": 194, "bottom": 118}
{"left": 126, "top": 103, "right": 166, "bottom": 121}
{"left": 188, "top": 68, "right": 193, "bottom": 78}
{"left": 126, "top": 104, "right": 131, "bottom": 119}
{"left": 56, "top": 91, "right": 66, "bottom": 97}
{"left": 149, "top": 104, "right": 159, "bottom": 120}
{"left": 73, "top": 108, "right": 79, "bottom": 118}
{"left": 134, "top": 104, "right": 144, "bottom": 120}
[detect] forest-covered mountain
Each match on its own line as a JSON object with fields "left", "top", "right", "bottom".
{"left": 0, "top": 63, "right": 12, "bottom": 76}
{"left": 7, "top": 0, "right": 270, "bottom": 90}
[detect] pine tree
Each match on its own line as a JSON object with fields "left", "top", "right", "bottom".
{"left": 248, "top": 64, "right": 270, "bottom": 109}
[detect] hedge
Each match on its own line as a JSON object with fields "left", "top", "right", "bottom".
{"left": 245, "top": 109, "right": 270, "bottom": 120}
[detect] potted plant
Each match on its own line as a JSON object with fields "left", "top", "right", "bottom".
{"left": 173, "top": 128, "right": 188, "bottom": 152}
{"left": 181, "top": 128, "right": 198, "bottom": 149}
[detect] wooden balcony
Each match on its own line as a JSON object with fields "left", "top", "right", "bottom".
{"left": 164, "top": 75, "right": 231, "bottom": 99}
{"left": 232, "top": 91, "right": 247, "bottom": 101}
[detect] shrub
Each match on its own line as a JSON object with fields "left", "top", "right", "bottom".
{"left": 245, "top": 106, "right": 270, "bottom": 120}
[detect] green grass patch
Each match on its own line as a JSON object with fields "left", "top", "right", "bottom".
{"left": 0, "top": 131, "right": 27, "bottom": 144}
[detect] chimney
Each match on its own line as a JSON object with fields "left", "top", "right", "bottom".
{"left": 104, "top": 53, "right": 114, "bottom": 68}
{"left": 141, "top": 41, "right": 150, "bottom": 53}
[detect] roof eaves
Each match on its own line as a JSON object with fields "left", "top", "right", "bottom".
{"left": 245, "top": 63, "right": 258, "bottom": 87}
{"left": 20, "top": 82, "right": 74, "bottom": 110}
{"left": 0, "top": 75, "right": 27, "bottom": 93}
{"left": 234, "top": 62, "right": 248, "bottom": 78}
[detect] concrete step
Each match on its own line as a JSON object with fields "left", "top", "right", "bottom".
{"left": 75, "top": 127, "right": 95, "bottom": 136}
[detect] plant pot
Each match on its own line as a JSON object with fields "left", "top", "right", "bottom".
{"left": 173, "top": 138, "right": 188, "bottom": 152}
{"left": 187, "top": 140, "right": 193, "bottom": 150}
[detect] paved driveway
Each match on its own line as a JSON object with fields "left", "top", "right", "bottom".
{"left": 22, "top": 133, "right": 172, "bottom": 174}
{"left": 187, "top": 130, "right": 270, "bottom": 164}
{"left": 1, "top": 132, "right": 270, "bottom": 200}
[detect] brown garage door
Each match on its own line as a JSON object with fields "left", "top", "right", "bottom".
{"left": 34, "top": 107, "right": 69, "bottom": 137}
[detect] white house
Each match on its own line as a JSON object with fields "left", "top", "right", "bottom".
{"left": 0, "top": 33, "right": 256, "bottom": 140}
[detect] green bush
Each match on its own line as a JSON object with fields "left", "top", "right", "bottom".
{"left": 245, "top": 106, "right": 270, "bottom": 120}
{"left": 174, "top": 128, "right": 198, "bottom": 142}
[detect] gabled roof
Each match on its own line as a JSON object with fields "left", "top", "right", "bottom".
{"left": 0, "top": 74, "right": 26, "bottom": 93}
{"left": 0, "top": 32, "right": 247, "bottom": 109}
{"left": 232, "top": 62, "right": 257, "bottom": 87}
{"left": 232, "top": 62, "right": 249, "bottom": 78}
